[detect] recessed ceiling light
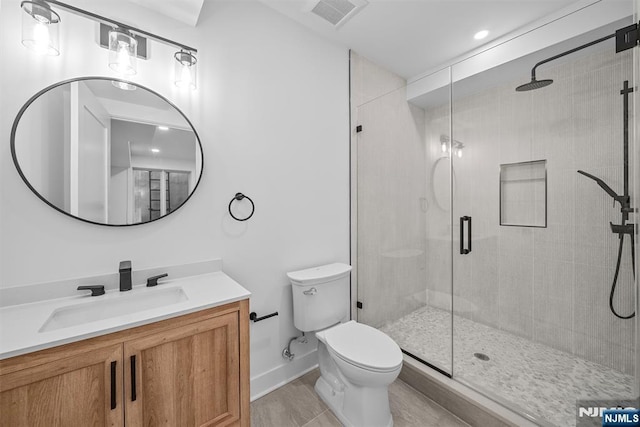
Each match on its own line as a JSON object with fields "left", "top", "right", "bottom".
{"left": 474, "top": 30, "right": 489, "bottom": 40}
{"left": 151, "top": 148, "right": 160, "bottom": 153}
{"left": 157, "top": 125, "right": 169, "bottom": 131}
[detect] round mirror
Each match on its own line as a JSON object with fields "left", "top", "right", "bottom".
{"left": 11, "top": 77, "right": 203, "bottom": 226}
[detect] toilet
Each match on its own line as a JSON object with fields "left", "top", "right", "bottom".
{"left": 287, "top": 263, "right": 402, "bottom": 427}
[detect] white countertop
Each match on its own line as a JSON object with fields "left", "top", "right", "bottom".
{"left": 0, "top": 271, "right": 250, "bottom": 360}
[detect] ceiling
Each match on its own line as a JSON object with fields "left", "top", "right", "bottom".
{"left": 128, "top": 0, "right": 205, "bottom": 26}
{"left": 258, "top": 0, "right": 582, "bottom": 79}
{"left": 111, "top": 120, "right": 197, "bottom": 167}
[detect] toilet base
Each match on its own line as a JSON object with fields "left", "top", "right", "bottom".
{"left": 315, "top": 376, "right": 393, "bottom": 427}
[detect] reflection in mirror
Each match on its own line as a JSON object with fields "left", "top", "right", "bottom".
{"left": 11, "top": 78, "right": 203, "bottom": 226}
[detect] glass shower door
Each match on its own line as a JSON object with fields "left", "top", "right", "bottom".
{"left": 354, "top": 59, "right": 453, "bottom": 374}
{"left": 449, "top": 11, "right": 638, "bottom": 426}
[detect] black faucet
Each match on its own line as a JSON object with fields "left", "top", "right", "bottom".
{"left": 119, "top": 260, "right": 132, "bottom": 291}
{"left": 77, "top": 285, "right": 105, "bottom": 296}
{"left": 146, "top": 273, "right": 168, "bottom": 287}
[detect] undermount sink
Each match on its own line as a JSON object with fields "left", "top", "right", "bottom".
{"left": 39, "top": 287, "right": 188, "bottom": 332}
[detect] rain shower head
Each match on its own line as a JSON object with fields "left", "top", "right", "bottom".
{"left": 516, "top": 33, "right": 615, "bottom": 92}
{"left": 516, "top": 77, "right": 553, "bottom": 92}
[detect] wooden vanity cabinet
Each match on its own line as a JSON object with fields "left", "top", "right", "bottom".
{"left": 0, "top": 344, "right": 123, "bottom": 427}
{"left": 0, "top": 299, "right": 250, "bottom": 427}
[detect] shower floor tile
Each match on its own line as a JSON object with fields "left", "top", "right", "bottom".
{"left": 380, "top": 305, "right": 636, "bottom": 427}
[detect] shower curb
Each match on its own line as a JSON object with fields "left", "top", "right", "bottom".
{"left": 399, "top": 357, "right": 541, "bottom": 427}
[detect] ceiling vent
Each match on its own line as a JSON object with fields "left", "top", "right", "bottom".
{"left": 308, "top": 0, "right": 367, "bottom": 28}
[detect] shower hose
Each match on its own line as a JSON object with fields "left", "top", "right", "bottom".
{"left": 610, "top": 233, "right": 636, "bottom": 319}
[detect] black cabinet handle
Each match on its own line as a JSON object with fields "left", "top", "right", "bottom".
{"left": 460, "top": 216, "right": 472, "bottom": 254}
{"left": 110, "top": 361, "right": 117, "bottom": 410}
{"left": 130, "top": 355, "right": 137, "bottom": 402}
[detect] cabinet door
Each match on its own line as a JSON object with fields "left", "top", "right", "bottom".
{"left": 0, "top": 344, "right": 123, "bottom": 427}
{"left": 124, "top": 312, "right": 240, "bottom": 427}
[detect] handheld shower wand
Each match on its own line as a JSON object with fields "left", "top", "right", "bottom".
{"left": 576, "top": 80, "right": 635, "bottom": 320}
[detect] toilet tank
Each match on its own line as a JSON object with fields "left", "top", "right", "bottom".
{"left": 287, "top": 263, "right": 352, "bottom": 332}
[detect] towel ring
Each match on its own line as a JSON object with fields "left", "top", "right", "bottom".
{"left": 228, "top": 193, "right": 255, "bottom": 221}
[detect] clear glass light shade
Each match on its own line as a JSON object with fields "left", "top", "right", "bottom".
{"left": 111, "top": 80, "right": 137, "bottom": 91}
{"left": 174, "top": 51, "right": 197, "bottom": 90}
{"left": 21, "top": 1, "right": 60, "bottom": 56}
{"left": 109, "top": 29, "right": 137, "bottom": 75}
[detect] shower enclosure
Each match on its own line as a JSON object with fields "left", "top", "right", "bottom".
{"left": 352, "top": 3, "right": 639, "bottom": 426}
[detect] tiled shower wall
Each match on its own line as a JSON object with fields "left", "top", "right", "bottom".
{"left": 425, "top": 45, "right": 636, "bottom": 374}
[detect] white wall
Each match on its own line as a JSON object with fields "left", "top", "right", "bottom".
{"left": 109, "top": 166, "right": 128, "bottom": 224}
{"left": 0, "top": 0, "right": 349, "bottom": 398}
{"left": 13, "top": 85, "right": 68, "bottom": 210}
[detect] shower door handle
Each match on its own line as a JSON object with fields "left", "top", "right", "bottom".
{"left": 460, "top": 216, "right": 472, "bottom": 254}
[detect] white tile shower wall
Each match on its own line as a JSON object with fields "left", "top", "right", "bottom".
{"left": 424, "top": 46, "right": 635, "bottom": 374}
{"left": 0, "top": 0, "right": 349, "bottom": 398}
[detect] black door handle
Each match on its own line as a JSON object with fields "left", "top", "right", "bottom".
{"left": 130, "top": 355, "right": 137, "bottom": 402}
{"left": 460, "top": 216, "right": 472, "bottom": 254}
{"left": 110, "top": 361, "right": 117, "bottom": 410}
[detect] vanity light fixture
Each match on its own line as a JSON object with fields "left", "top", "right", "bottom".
{"left": 440, "top": 135, "right": 464, "bottom": 158}
{"left": 111, "top": 80, "right": 137, "bottom": 91}
{"left": 174, "top": 50, "right": 198, "bottom": 90}
{"left": 151, "top": 148, "right": 160, "bottom": 153}
{"left": 19, "top": 0, "right": 198, "bottom": 89}
{"left": 109, "top": 28, "right": 137, "bottom": 75}
{"left": 21, "top": 0, "right": 60, "bottom": 56}
{"left": 454, "top": 142, "right": 464, "bottom": 158}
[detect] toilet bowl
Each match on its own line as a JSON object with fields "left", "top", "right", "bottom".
{"left": 315, "top": 321, "right": 402, "bottom": 427}
{"left": 288, "top": 263, "right": 403, "bottom": 427}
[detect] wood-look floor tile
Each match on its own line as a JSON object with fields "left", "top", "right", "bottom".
{"left": 251, "top": 369, "right": 468, "bottom": 427}
{"left": 251, "top": 377, "right": 327, "bottom": 427}
{"left": 298, "top": 369, "right": 321, "bottom": 390}
{"left": 389, "top": 380, "right": 469, "bottom": 427}
{"left": 301, "top": 410, "right": 342, "bottom": 427}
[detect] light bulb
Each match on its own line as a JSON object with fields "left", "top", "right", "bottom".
{"left": 108, "top": 28, "right": 137, "bottom": 76}
{"left": 174, "top": 50, "right": 197, "bottom": 90}
{"left": 441, "top": 141, "right": 447, "bottom": 153}
{"left": 177, "top": 64, "right": 193, "bottom": 88}
{"left": 111, "top": 80, "right": 136, "bottom": 91}
{"left": 21, "top": 1, "right": 60, "bottom": 56}
{"left": 115, "top": 41, "right": 132, "bottom": 74}
{"left": 456, "top": 148, "right": 463, "bottom": 158}
{"left": 31, "top": 21, "right": 51, "bottom": 54}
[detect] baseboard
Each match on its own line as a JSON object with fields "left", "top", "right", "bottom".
{"left": 250, "top": 349, "right": 319, "bottom": 401}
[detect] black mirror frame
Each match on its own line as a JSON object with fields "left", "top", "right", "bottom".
{"left": 10, "top": 76, "right": 204, "bottom": 227}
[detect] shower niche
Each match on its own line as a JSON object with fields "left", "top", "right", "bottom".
{"left": 499, "top": 160, "right": 547, "bottom": 228}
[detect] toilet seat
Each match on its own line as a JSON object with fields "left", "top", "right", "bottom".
{"left": 323, "top": 321, "right": 402, "bottom": 373}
